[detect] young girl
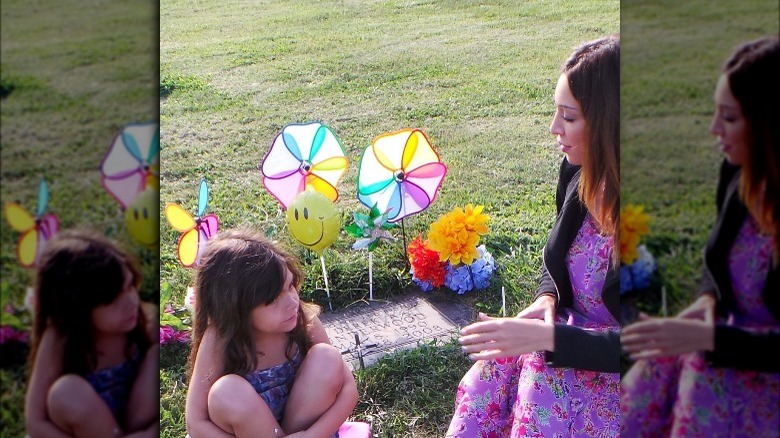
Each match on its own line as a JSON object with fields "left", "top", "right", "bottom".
{"left": 448, "top": 34, "right": 621, "bottom": 436}
{"left": 184, "top": 228, "right": 359, "bottom": 438}
{"left": 24, "top": 229, "right": 159, "bottom": 438}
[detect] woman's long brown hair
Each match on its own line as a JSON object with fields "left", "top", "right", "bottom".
{"left": 26, "top": 229, "right": 150, "bottom": 379}
{"left": 723, "top": 34, "right": 779, "bottom": 263}
{"left": 562, "top": 34, "right": 621, "bottom": 266}
{"left": 186, "top": 227, "right": 319, "bottom": 380}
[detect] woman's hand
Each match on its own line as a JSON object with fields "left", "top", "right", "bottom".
{"left": 459, "top": 313, "right": 554, "bottom": 361}
{"left": 515, "top": 294, "right": 556, "bottom": 324}
{"left": 676, "top": 294, "right": 716, "bottom": 322}
{"left": 621, "top": 313, "right": 715, "bottom": 360}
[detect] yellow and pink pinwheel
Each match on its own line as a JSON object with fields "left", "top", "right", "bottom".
{"left": 3, "top": 178, "right": 59, "bottom": 268}
{"left": 261, "top": 122, "right": 349, "bottom": 209}
{"left": 357, "top": 129, "right": 446, "bottom": 222}
{"left": 165, "top": 179, "right": 219, "bottom": 268}
{"left": 100, "top": 122, "right": 160, "bottom": 209}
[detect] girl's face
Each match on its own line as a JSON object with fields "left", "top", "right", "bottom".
{"left": 710, "top": 74, "right": 750, "bottom": 166}
{"left": 550, "top": 73, "right": 588, "bottom": 166}
{"left": 91, "top": 268, "right": 140, "bottom": 336}
{"left": 251, "top": 267, "right": 300, "bottom": 335}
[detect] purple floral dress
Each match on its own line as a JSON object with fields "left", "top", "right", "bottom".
{"left": 621, "top": 216, "right": 780, "bottom": 436}
{"left": 447, "top": 214, "right": 620, "bottom": 437}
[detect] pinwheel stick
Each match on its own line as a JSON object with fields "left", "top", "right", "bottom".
{"left": 661, "top": 286, "right": 667, "bottom": 317}
{"left": 501, "top": 286, "right": 506, "bottom": 317}
{"left": 320, "top": 255, "right": 332, "bottom": 311}
{"left": 401, "top": 219, "right": 408, "bottom": 261}
{"left": 369, "top": 252, "right": 374, "bottom": 301}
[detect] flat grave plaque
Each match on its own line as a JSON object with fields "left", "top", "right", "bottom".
{"left": 321, "top": 295, "right": 460, "bottom": 371}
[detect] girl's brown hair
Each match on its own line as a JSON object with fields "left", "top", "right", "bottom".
{"left": 562, "top": 34, "right": 621, "bottom": 266}
{"left": 27, "top": 229, "right": 150, "bottom": 378}
{"left": 186, "top": 228, "right": 319, "bottom": 379}
{"left": 723, "top": 34, "right": 779, "bottom": 262}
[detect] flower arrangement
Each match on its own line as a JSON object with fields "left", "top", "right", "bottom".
{"left": 619, "top": 204, "right": 657, "bottom": 295}
{"left": 409, "top": 204, "right": 495, "bottom": 294}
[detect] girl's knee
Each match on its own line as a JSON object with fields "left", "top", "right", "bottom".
{"left": 47, "top": 375, "right": 98, "bottom": 421}
{"left": 298, "top": 343, "right": 345, "bottom": 390}
{"left": 208, "top": 374, "right": 259, "bottom": 421}
{"left": 304, "top": 343, "right": 343, "bottom": 373}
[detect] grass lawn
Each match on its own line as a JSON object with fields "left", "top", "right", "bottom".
{"left": 620, "top": 0, "right": 779, "bottom": 318}
{"left": 0, "top": 0, "right": 158, "bottom": 436}
{"left": 160, "top": 0, "right": 617, "bottom": 436}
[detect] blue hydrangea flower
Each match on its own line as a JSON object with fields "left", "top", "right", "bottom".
{"left": 620, "top": 244, "right": 656, "bottom": 294}
{"left": 444, "top": 245, "right": 495, "bottom": 294}
{"left": 620, "top": 265, "right": 634, "bottom": 294}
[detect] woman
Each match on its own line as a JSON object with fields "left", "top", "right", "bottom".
{"left": 447, "top": 34, "right": 620, "bottom": 437}
{"left": 620, "top": 34, "right": 779, "bottom": 436}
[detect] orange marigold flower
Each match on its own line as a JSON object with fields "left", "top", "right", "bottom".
{"left": 427, "top": 204, "right": 489, "bottom": 265}
{"left": 620, "top": 204, "right": 650, "bottom": 265}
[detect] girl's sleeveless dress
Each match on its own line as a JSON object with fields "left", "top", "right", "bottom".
{"left": 85, "top": 352, "right": 142, "bottom": 425}
{"left": 621, "top": 216, "right": 780, "bottom": 436}
{"left": 244, "top": 349, "right": 357, "bottom": 438}
{"left": 243, "top": 349, "right": 303, "bottom": 423}
{"left": 447, "top": 214, "right": 621, "bottom": 437}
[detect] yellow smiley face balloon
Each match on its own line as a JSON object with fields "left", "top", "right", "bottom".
{"left": 125, "top": 188, "right": 159, "bottom": 250}
{"left": 286, "top": 190, "right": 340, "bottom": 254}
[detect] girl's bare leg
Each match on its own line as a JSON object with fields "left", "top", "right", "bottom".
{"left": 208, "top": 374, "right": 282, "bottom": 438}
{"left": 47, "top": 374, "right": 121, "bottom": 438}
{"left": 282, "top": 343, "right": 344, "bottom": 433}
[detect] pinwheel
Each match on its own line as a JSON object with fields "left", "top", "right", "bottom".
{"left": 261, "top": 122, "right": 349, "bottom": 209}
{"left": 3, "top": 178, "right": 59, "bottom": 268}
{"left": 344, "top": 204, "right": 396, "bottom": 300}
{"left": 100, "top": 122, "right": 160, "bottom": 209}
{"left": 165, "top": 179, "right": 219, "bottom": 268}
{"left": 357, "top": 129, "right": 446, "bottom": 223}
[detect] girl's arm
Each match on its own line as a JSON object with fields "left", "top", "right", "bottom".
{"left": 125, "top": 343, "right": 160, "bottom": 432}
{"left": 125, "top": 302, "right": 160, "bottom": 432}
{"left": 308, "top": 316, "right": 331, "bottom": 345}
{"left": 184, "top": 328, "right": 236, "bottom": 438}
{"left": 24, "top": 326, "right": 75, "bottom": 438}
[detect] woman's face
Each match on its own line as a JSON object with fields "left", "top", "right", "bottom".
{"left": 550, "top": 73, "right": 588, "bottom": 166}
{"left": 710, "top": 74, "right": 750, "bottom": 166}
{"left": 250, "top": 267, "right": 300, "bottom": 336}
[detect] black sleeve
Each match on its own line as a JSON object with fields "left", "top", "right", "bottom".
{"left": 535, "top": 159, "right": 578, "bottom": 302}
{"left": 698, "top": 160, "right": 740, "bottom": 296}
{"left": 544, "top": 325, "right": 620, "bottom": 373}
{"left": 704, "top": 326, "right": 780, "bottom": 372}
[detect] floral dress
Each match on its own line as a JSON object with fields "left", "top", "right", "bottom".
{"left": 620, "top": 216, "right": 780, "bottom": 437}
{"left": 447, "top": 214, "right": 620, "bottom": 437}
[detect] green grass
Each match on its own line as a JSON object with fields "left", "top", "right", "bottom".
{"left": 160, "top": 0, "right": 618, "bottom": 436}
{"left": 0, "top": 0, "right": 158, "bottom": 436}
{"left": 620, "top": 0, "right": 779, "bottom": 316}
